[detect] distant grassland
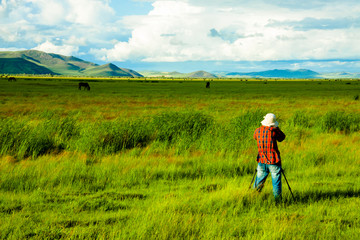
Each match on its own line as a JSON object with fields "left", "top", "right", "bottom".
{"left": 0, "top": 77, "right": 360, "bottom": 239}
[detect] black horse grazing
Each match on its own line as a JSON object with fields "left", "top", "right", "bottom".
{"left": 79, "top": 82, "right": 90, "bottom": 91}
{"left": 8, "top": 77, "right": 16, "bottom": 82}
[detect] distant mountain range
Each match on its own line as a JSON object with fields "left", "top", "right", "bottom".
{"left": 140, "top": 70, "right": 218, "bottom": 78}
{"left": 1, "top": 50, "right": 359, "bottom": 79}
{"left": 320, "top": 72, "right": 360, "bottom": 79}
{"left": 0, "top": 50, "right": 143, "bottom": 77}
{"left": 141, "top": 69, "right": 360, "bottom": 79}
{"left": 140, "top": 69, "right": 323, "bottom": 79}
{"left": 217, "top": 69, "right": 360, "bottom": 79}
{"left": 222, "top": 69, "right": 320, "bottom": 78}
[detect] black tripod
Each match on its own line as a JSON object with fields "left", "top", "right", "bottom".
{"left": 249, "top": 168, "right": 296, "bottom": 201}
{"left": 281, "top": 169, "right": 296, "bottom": 201}
{"left": 249, "top": 169, "right": 257, "bottom": 189}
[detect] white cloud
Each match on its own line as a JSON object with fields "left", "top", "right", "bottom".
{"left": 149, "top": 1, "right": 201, "bottom": 16}
{"left": 26, "top": 0, "right": 65, "bottom": 25}
{"left": 33, "top": 40, "right": 79, "bottom": 56}
{"left": 2, "top": 0, "right": 360, "bottom": 67}
{"left": 0, "top": 0, "right": 7, "bottom": 18}
{"left": 65, "top": 0, "right": 115, "bottom": 25}
{"left": 0, "top": 0, "right": 118, "bottom": 56}
{"left": 93, "top": 0, "right": 360, "bottom": 62}
{"left": 20, "top": 0, "right": 115, "bottom": 25}
{"left": 64, "top": 36, "right": 87, "bottom": 46}
{"left": 100, "top": 1, "right": 208, "bottom": 62}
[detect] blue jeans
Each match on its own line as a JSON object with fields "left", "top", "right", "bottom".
{"left": 254, "top": 162, "right": 282, "bottom": 199}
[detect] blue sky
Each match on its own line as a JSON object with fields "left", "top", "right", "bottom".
{"left": 1, "top": 0, "right": 360, "bottom": 73}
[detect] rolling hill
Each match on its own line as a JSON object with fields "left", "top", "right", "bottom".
{"left": 0, "top": 50, "right": 143, "bottom": 77}
{"left": 187, "top": 70, "right": 218, "bottom": 78}
{"left": 0, "top": 58, "right": 55, "bottom": 75}
{"left": 141, "top": 69, "right": 327, "bottom": 79}
{"left": 82, "top": 63, "right": 140, "bottom": 77}
{"left": 139, "top": 71, "right": 185, "bottom": 78}
{"left": 2, "top": 50, "right": 356, "bottom": 79}
{"left": 140, "top": 70, "right": 217, "bottom": 78}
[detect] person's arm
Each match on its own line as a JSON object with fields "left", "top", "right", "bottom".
{"left": 274, "top": 128, "right": 285, "bottom": 142}
{"left": 253, "top": 129, "right": 258, "bottom": 140}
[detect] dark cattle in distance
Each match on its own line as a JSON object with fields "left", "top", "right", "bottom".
{"left": 206, "top": 81, "right": 210, "bottom": 88}
{"left": 8, "top": 77, "right": 16, "bottom": 82}
{"left": 79, "top": 82, "right": 90, "bottom": 91}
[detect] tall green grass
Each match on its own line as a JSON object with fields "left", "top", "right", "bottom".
{"left": 1, "top": 79, "right": 360, "bottom": 239}
{"left": 0, "top": 119, "right": 56, "bottom": 159}
{"left": 73, "top": 119, "right": 153, "bottom": 155}
{"left": 320, "top": 111, "right": 360, "bottom": 133}
{"left": 152, "top": 112, "right": 213, "bottom": 143}
{"left": 1, "top": 109, "right": 360, "bottom": 159}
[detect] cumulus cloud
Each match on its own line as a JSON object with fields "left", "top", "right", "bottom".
{"left": 100, "top": 1, "right": 212, "bottom": 62}
{"left": 26, "top": 0, "right": 66, "bottom": 25}
{"left": 2, "top": 0, "right": 360, "bottom": 65}
{"left": 65, "top": 0, "right": 115, "bottom": 25}
{"left": 0, "top": 1, "right": 7, "bottom": 18}
{"left": 33, "top": 40, "right": 79, "bottom": 56}
{"left": 63, "top": 36, "right": 87, "bottom": 46}
{"left": 93, "top": 0, "right": 360, "bottom": 62}
{"left": 0, "top": 0, "right": 117, "bottom": 54}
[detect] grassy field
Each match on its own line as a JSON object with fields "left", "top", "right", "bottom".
{"left": 0, "top": 77, "right": 360, "bottom": 239}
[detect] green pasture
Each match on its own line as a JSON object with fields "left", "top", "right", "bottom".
{"left": 0, "top": 77, "right": 360, "bottom": 239}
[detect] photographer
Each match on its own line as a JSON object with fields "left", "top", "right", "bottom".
{"left": 253, "top": 113, "right": 286, "bottom": 200}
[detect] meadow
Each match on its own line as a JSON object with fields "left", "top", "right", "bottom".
{"left": 0, "top": 77, "right": 360, "bottom": 239}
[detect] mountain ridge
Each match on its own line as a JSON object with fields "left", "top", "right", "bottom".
{"left": 141, "top": 69, "right": 322, "bottom": 79}
{"left": 1, "top": 50, "right": 359, "bottom": 79}
{"left": 187, "top": 70, "right": 218, "bottom": 78}
{"left": 0, "top": 58, "right": 56, "bottom": 75}
{"left": 0, "top": 50, "right": 143, "bottom": 77}
{"left": 140, "top": 70, "right": 218, "bottom": 78}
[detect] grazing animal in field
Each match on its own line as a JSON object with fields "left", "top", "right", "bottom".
{"left": 206, "top": 81, "right": 210, "bottom": 88}
{"left": 78, "top": 82, "right": 90, "bottom": 91}
{"left": 8, "top": 77, "right": 16, "bottom": 82}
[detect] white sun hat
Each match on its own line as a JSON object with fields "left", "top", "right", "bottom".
{"left": 261, "top": 113, "right": 279, "bottom": 127}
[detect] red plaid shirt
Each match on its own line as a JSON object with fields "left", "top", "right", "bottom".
{"left": 253, "top": 126, "right": 286, "bottom": 165}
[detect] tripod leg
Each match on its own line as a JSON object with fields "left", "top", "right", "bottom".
{"left": 281, "top": 169, "right": 295, "bottom": 201}
{"left": 249, "top": 169, "right": 257, "bottom": 189}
